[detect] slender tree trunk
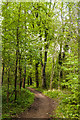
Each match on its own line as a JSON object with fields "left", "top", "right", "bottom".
{"left": 28, "top": 77, "right": 29, "bottom": 85}
{"left": 58, "top": 1, "right": 64, "bottom": 90}
{"left": 14, "top": 22, "right": 19, "bottom": 101}
{"left": 7, "top": 67, "right": 10, "bottom": 103}
{"left": 39, "top": 29, "right": 43, "bottom": 86}
{"left": 19, "top": 53, "right": 22, "bottom": 90}
{"left": 15, "top": 41, "right": 18, "bottom": 100}
{"left": 14, "top": 3, "right": 21, "bottom": 100}
{"left": 22, "top": 9, "right": 27, "bottom": 89}
{"left": 58, "top": 43, "right": 62, "bottom": 90}
{"left": 42, "top": 3, "right": 50, "bottom": 88}
{"left": 42, "top": 29, "right": 48, "bottom": 88}
{"left": 2, "top": 62, "right": 4, "bottom": 85}
{"left": 2, "top": 28, "right": 6, "bottom": 85}
{"left": 50, "top": 56, "right": 54, "bottom": 90}
{"left": 23, "top": 65, "right": 26, "bottom": 88}
{"left": 42, "top": 52, "right": 47, "bottom": 88}
{"left": 42, "top": 3, "right": 49, "bottom": 89}
{"left": 35, "top": 63, "right": 39, "bottom": 88}
{"left": 30, "top": 76, "right": 32, "bottom": 85}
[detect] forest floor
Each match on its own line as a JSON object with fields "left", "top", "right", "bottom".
{"left": 18, "top": 87, "right": 58, "bottom": 118}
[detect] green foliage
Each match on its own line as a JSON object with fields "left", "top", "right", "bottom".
{"left": 55, "top": 92, "right": 80, "bottom": 119}
{"left": 2, "top": 87, "right": 34, "bottom": 118}
{"left": 43, "top": 90, "right": 62, "bottom": 99}
{"left": 1, "top": 1, "right": 79, "bottom": 119}
{"left": 57, "top": 41, "right": 79, "bottom": 118}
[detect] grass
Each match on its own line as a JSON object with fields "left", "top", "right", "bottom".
{"left": 43, "top": 89, "right": 63, "bottom": 99}
{"left": 2, "top": 87, "right": 34, "bottom": 119}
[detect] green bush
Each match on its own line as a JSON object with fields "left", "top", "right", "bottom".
{"left": 43, "top": 90, "right": 62, "bottom": 98}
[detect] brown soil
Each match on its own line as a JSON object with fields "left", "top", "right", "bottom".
{"left": 18, "top": 87, "right": 58, "bottom": 119}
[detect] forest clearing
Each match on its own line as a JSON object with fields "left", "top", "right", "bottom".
{"left": 1, "top": 1, "right": 80, "bottom": 120}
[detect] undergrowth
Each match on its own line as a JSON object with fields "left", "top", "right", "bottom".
{"left": 43, "top": 89, "right": 80, "bottom": 119}
{"left": 2, "top": 87, "right": 34, "bottom": 119}
{"left": 28, "top": 85, "right": 79, "bottom": 119}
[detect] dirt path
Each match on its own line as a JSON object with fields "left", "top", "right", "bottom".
{"left": 18, "top": 87, "right": 58, "bottom": 118}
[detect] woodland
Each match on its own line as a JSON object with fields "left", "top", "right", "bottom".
{"left": 1, "top": 1, "right": 80, "bottom": 119}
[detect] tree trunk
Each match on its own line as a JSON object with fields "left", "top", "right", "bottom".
{"left": 15, "top": 44, "right": 18, "bottom": 100}
{"left": 39, "top": 29, "right": 43, "bottom": 86}
{"left": 22, "top": 8, "right": 27, "bottom": 89}
{"left": 30, "top": 76, "right": 32, "bottom": 85}
{"left": 14, "top": 3, "right": 21, "bottom": 100}
{"left": 35, "top": 63, "right": 39, "bottom": 88}
{"left": 28, "top": 77, "right": 29, "bottom": 85}
{"left": 42, "top": 51, "right": 47, "bottom": 88}
{"left": 2, "top": 62, "right": 4, "bottom": 85}
{"left": 14, "top": 24, "right": 19, "bottom": 101}
{"left": 50, "top": 56, "right": 54, "bottom": 90}
{"left": 23, "top": 65, "right": 26, "bottom": 88}
{"left": 42, "top": 29, "right": 48, "bottom": 88}
{"left": 19, "top": 53, "right": 22, "bottom": 90}
{"left": 7, "top": 67, "right": 10, "bottom": 103}
{"left": 58, "top": 43, "right": 62, "bottom": 90}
